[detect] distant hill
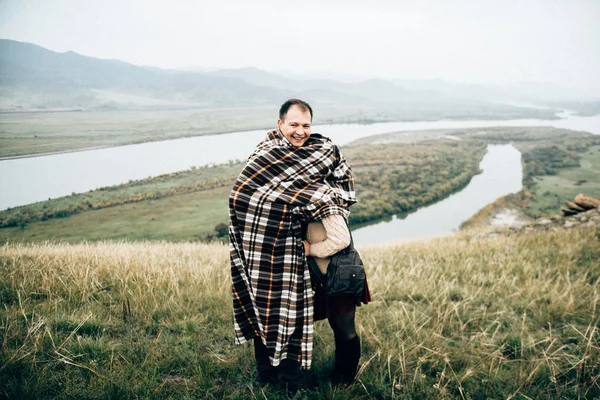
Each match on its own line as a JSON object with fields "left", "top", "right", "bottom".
{"left": 0, "top": 39, "right": 289, "bottom": 110}
{"left": 397, "top": 78, "right": 599, "bottom": 104}
{"left": 207, "top": 67, "right": 417, "bottom": 103}
{"left": 0, "top": 39, "right": 488, "bottom": 111}
{"left": 206, "top": 67, "right": 599, "bottom": 107}
{"left": 0, "top": 39, "right": 413, "bottom": 110}
{"left": 1, "top": 39, "right": 597, "bottom": 112}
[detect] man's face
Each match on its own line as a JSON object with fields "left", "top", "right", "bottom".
{"left": 277, "top": 105, "right": 312, "bottom": 147}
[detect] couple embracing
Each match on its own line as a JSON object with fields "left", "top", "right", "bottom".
{"left": 228, "top": 99, "right": 371, "bottom": 388}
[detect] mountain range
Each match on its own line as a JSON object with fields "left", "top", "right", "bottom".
{"left": 0, "top": 39, "right": 596, "bottom": 112}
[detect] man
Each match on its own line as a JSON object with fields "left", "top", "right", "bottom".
{"left": 228, "top": 99, "right": 357, "bottom": 386}
{"left": 277, "top": 100, "right": 313, "bottom": 148}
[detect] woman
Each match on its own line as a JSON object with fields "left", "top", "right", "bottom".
{"left": 305, "top": 215, "right": 371, "bottom": 385}
{"left": 228, "top": 99, "right": 370, "bottom": 387}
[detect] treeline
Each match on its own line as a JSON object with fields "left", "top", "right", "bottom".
{"left": 344, "top": 141, "right": 487, "bottom": 226}
{"left": 0, "top": 175, "right": 237, "bottom": 229}
{"left": 522, "top": 146, "right": 581, "bottom": 184}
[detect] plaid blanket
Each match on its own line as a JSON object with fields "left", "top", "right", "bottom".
{"left": 229, "top": 129, "right": 356, "bottom": 369}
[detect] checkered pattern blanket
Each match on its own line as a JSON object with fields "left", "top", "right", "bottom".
{"left": 229, "top": 129, "right": 356, "bottom": 369}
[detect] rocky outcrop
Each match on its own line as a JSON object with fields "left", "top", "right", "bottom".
{"left": 472, "top": 201, "right": 600, "bottom": 240}
{"left": 561, "top": 194, "right": 600, "bottom": 216}
{"left": 529, "top": 207, "right": 600, "bottom": 231}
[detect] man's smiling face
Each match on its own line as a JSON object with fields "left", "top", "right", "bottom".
{"left": 278, "top": 105, "right": 312, "bottom": 147}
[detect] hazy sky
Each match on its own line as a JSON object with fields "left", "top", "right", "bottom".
{"left": 1, "top": 0, "right": 599, "bottom": 90}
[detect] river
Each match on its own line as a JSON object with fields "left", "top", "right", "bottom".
{"left": 352, "top": 144, "right": 522, "bottom": 246}
{"left": 0, "top": 112, "right": 599, "bottom": 213}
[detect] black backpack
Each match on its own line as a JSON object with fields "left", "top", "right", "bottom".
{"left": 308, "top": 232, "right": 365, "bottom": 297}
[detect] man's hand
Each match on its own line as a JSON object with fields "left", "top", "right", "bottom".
{"left": 303, "top": 240, "right": 310, "bottom": 255}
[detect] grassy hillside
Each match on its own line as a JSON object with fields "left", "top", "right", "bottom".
{"left": 1, "top": 225, "right": 599, "bottom": 399}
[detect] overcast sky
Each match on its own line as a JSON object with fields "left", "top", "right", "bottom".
{"left": 1, "top": 0, "right": 599, "bottom": 90}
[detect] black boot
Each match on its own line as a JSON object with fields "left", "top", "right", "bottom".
{"left": 253, "top": 338, "right": 277, "bottom": 384}
{"left": 332, "top": 335, "right": 361, "bottom": 385}
{"left": 277, "top": 358, "right": 304, "bottom": 391}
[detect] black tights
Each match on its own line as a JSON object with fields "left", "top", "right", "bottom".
{"left": 327, "top": 297, "right": 357, "bottom": 341}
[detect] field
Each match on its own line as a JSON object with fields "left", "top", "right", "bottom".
{"left": 0, "top": 108, "right": 277, "bottom": 159}
{"left": 0, "top": 162, "right": 243, "bottom": 242}
{"left": 0, "top": 186, "right": 231, "bottom": 243}
{"left": 0, "top": 105, "right": 557, "bottom": 159}
{"left": 0, "top": 140, "right": 486, "bottom": 243}
{"left": 4, "top": 125, "right": 600, "bottom": 244}
{"left": 1, "top": 225, "right": 599, "bottom": 399}
{"left": 524, "top": 145, "right": 600, "bottom": 216}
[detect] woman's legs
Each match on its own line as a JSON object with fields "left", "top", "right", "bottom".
{"left": 328, "top": 297, "right": 361, "bottom": 384}
{"left": 327, "top": 299, "right": 356, "bottom": 340}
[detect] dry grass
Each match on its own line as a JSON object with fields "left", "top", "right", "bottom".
{"left": 1, "top": 226, "right": 599, "bottom": 399}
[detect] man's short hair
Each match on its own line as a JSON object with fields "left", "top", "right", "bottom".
{"left": 279, "top": 99, "right": 313, "bottom": 122}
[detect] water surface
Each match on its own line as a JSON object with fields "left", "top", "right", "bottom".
{"left": 1, "top": 112, "right": 598, "bottom": 210}
{"left": 352, "top": 144, "right": 523, "bottom": 246}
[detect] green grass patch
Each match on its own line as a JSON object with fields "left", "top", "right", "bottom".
{"left": 1, "top": 227, "right": 599, "bottom": 398}
{"left": 525, "top": 145, "right": 600, "bottom": 216}
{"left": 1, "top": 186, "right": 231, "bottom": 243}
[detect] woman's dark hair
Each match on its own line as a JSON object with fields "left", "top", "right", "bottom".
{"left": 279, "top": 99, "right": 313, "bottom": 122}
